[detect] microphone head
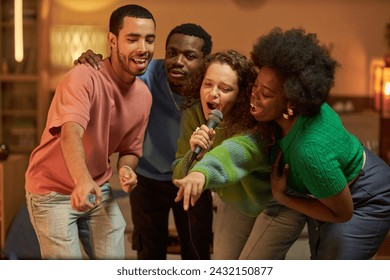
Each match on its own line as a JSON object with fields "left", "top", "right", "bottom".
{"left": 208, "top": 109, "right": 223, "bottom": 125}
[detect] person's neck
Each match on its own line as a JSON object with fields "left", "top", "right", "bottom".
{"left": 168, "top": 82, "right": 186, "bottom": 96}
{"left": 278, "top": 115, "right": 298, "bottom": 136}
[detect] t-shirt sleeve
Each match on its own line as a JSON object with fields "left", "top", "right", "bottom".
{"left": 295, "top": 142, "right": 348, "bottom": 198}
{"left": 48, "top": 66, "right": 92, "bottom": 136}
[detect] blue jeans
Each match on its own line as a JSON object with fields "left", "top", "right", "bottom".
{"left": 213, "top": 198, "right": 306, "bottom": 259}
{"left": 308, "top": 147, "right": 390, "bottom": 259}
{"left": 26, "top": 183, "right": 126, "bottom": 259}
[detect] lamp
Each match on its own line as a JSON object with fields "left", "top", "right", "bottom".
{"left": 371, "top": 59, "right": 390, "bottom": 116}
{"left": 371, "top": 59, "right": 390, "bottom": 164}
{"left": 379, "top": 68, "right": 390, "bottom": 118}
{"left": 14, "top": 0, "right": 24, "bottom": 62}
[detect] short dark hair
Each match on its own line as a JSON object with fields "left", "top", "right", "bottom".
{"left": 165, "top": 23, "right": 212, "bottom": 56}
{"left": 251, "top": 27, "right": 339, "bottom": 116}
{"left": 109, "top": 4, "right": 155, "bottom": 36}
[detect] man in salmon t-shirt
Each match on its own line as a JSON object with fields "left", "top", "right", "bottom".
{"left": 24, "top": 4, "right": 155, "bottom": 260}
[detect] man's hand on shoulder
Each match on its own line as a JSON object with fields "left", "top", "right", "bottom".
{"left": 73, "top": 49, "right": 103, "bottom": 70}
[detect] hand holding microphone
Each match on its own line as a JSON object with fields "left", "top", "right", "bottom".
{"left": 189, "top": 109, "right": 223, "bottom": 165}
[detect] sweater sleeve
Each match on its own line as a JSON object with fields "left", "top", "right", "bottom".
{"left": 172, "top": 103, "right": 204, "bottom": 180}
{"left": 190, "top": 134, "right": 271, "bottom": 191}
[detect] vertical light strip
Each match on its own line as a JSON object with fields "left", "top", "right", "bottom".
{"left": 14, "top": 0, "right": 24, "bottom": 62}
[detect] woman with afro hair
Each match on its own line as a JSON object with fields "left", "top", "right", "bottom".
{"left": 249, "top": 27, "right": 390, "bottom": 259}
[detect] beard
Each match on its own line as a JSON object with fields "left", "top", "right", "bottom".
{"left": 178, "top": 67, "right": 203, "bottom": 98}
{"left": 116, "top": 48, "right": 147, "bottom": 77}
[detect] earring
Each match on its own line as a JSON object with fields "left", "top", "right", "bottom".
{"left": 282, "top": 106, "right": 294, "bottom": 120}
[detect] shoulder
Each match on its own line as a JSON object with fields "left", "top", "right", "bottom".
{"left": 178, "top": 102, "right": 204, "bottom": 135}
{"left": 134, "top": 77, "right": 149, "bottom": 89}
{"left": 56, "top": 64, "right": 98, "bottom": 97}
{"left": 182, "top": 102, "right": 204, "bottom": 121}
{"left": 220, "top": 133, "right": 263, "bottom": 156}
{"left": 310, "top": 103, "right": 342, "bottom": 127}
{"left": 133, "top": 78, "right": 152, "bottom": 99}
{"left": 139, "top": 59, "right": 165, "bottom": 79}
{"left": 149, "top": 59, "right": 165, "bottom": 68}
{"left": 60, "top": 64, "right": 95, "bottom": 83}
{"left": 222, "top": 133, "right": 258, "bottom": 145}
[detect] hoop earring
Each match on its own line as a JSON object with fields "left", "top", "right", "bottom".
{"left": 282, "top": 106, "right": 294, "bottom": 120}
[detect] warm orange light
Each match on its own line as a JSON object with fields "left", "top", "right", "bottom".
{"left": 379, "top": 68, "right": 390, "bottom": 117}
{"left": 384, "top": 82, "right": 390, "bottom": 96}
{"left": 14, "top": 0, "right": 24, "bottom": 62}
{"left": 370, "top": 59, "right": 390, "bottom": 112}
{"left": 50, "top": 25, "right": 108, "bottom": 69}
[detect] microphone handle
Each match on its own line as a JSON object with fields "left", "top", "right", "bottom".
{"left": 192, "top": 120, "right": 216, "bottom": 158}
{"left": 187, "top": 116, "right": 221, "bottom": 171}
{"left": 188, "top": 151, "right": 198, "bottom": 172}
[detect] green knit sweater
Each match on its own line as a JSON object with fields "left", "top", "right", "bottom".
{"left": 172, "top": 102, "right": 272, "bottom": 217}
{"left": 274, "top": 103, "right": 364, "bottom": 198}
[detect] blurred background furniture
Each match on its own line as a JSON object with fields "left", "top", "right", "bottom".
{"left": 0, "top": 154, "right": 28, "bottom": 254}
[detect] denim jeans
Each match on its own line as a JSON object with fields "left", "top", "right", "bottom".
{"left": 308, "top": 147, "right": 390, "bottom": 259}
{"left": 26, "top": 183, "right": 126, "bottom": 260}
{"left": 213, "top": 198, "right": 306, "bottom": 259}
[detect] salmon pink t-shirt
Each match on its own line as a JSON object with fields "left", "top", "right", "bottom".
{"left": 25, "top": 58, "right": 152, "bottom": 194}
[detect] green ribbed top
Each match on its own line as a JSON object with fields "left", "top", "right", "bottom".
{"left": 274, "top": 103, "right": 364, "bottom": 198}
{"left": 173, "top": 102, "right": 272, "bottom": 217}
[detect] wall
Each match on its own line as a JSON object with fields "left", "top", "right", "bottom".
{"left": 49, "top": 0, "right": 390, "bottom": 97}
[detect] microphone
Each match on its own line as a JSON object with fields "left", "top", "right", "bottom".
{"left": 188, "top": 109, "right": 223, "bottom": 167}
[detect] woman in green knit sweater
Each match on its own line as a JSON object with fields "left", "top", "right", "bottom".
{"left": 172, "top": 50, "right": 306, "bottom": 259}
{"left": 250, "top": 27, "right": 390, "bottom": 259}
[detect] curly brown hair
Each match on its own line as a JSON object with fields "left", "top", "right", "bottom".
{"left": 181, "top": 49, "right": 279, "bottom": 148}
{"left": 182, "top": 50, "right": 262, "bottom": 137}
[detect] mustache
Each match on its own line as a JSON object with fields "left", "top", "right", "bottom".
{"left": 167, "top": 67, "right": 186, "bottom": 75}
